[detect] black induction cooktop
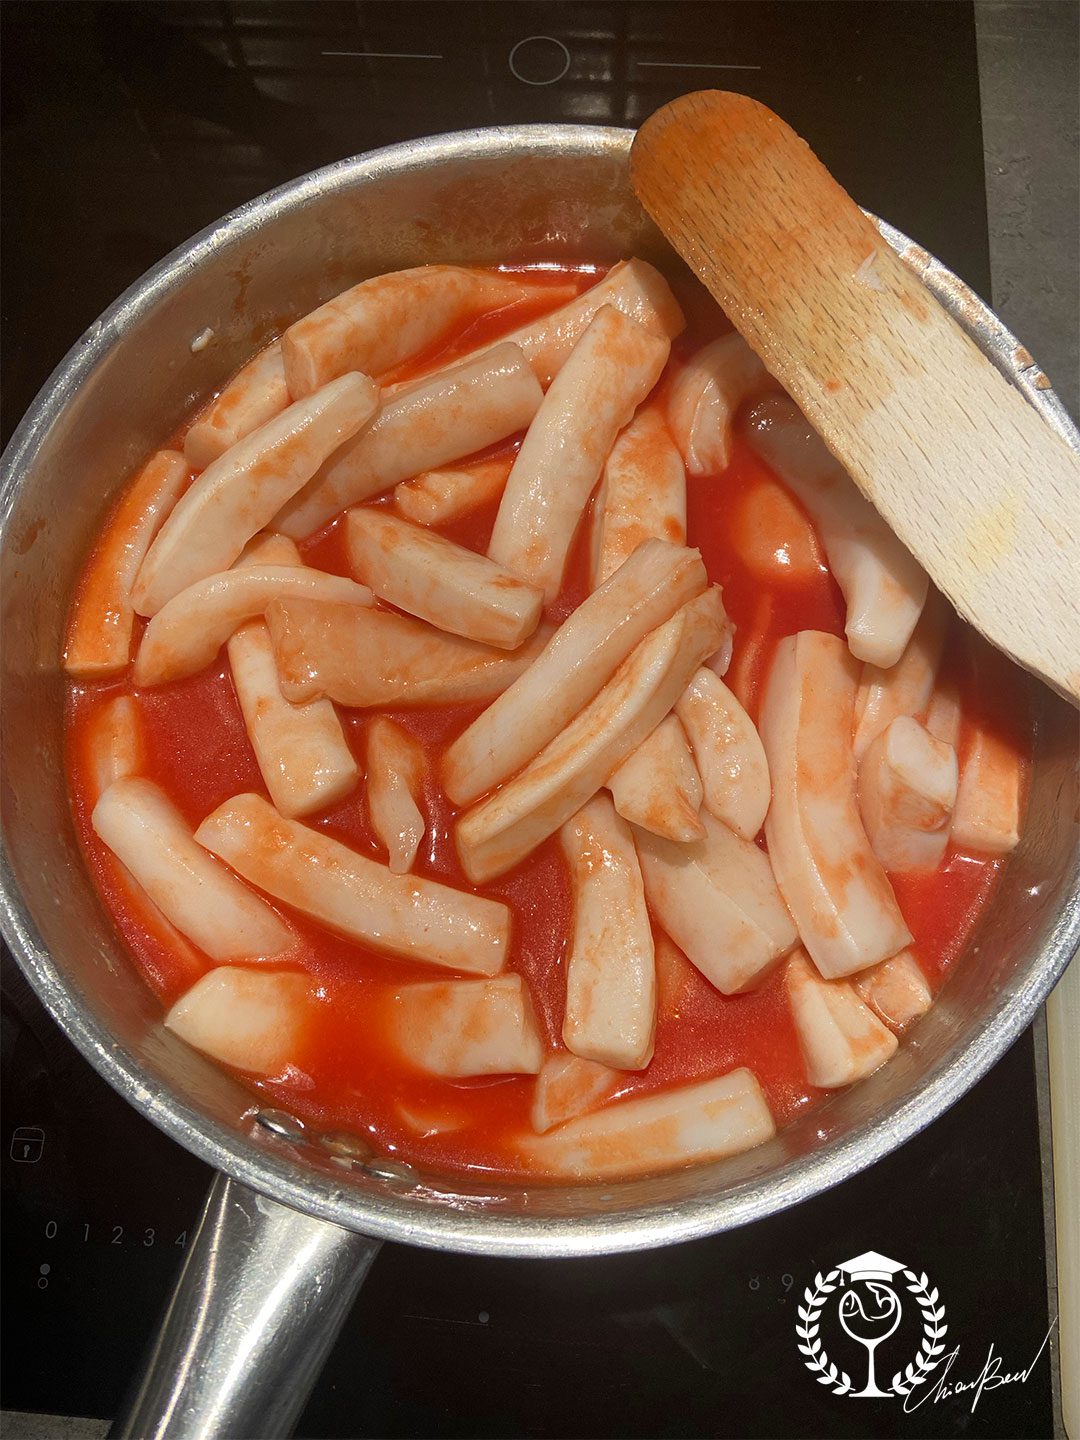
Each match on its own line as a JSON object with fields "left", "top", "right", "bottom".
{"left": 0, "top": 4, "right": 1058, "bottom": 1436}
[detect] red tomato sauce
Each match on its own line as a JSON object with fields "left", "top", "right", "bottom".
{"left": 64, "top": 265, "right": 1028, "bottom": 1183}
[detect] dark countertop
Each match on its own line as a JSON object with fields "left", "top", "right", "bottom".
{"left": 976, "top": 0, "right": 1079, "bottom": 421}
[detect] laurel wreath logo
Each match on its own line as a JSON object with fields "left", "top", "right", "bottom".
{"left": 796, "top": 1269, "right": 854, "bottom": 1396}
{"left": 891, "top": 1270, "right": 948, "bottom": 1396}
{"left": 796, "top": 1265, "right": 947, "bottom": 1398}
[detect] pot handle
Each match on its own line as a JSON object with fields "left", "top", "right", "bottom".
{"left": 109, "top": 1171, "right": 381, "bottom": 1440}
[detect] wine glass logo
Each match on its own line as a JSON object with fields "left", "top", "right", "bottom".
{"left": 836, "top": 1252, "right": 907, "bottom": 1396}
{"left": 838, "top": 1288, "right": 900, "bottom": 1394}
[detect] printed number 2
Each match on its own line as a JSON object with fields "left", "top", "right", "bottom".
{"left": 111, "top": 1226, "right": 123, "bottom": 1245}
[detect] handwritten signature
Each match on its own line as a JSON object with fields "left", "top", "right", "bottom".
{"left": 903, "top": 1321, "right": 1056, "bottom": 1414}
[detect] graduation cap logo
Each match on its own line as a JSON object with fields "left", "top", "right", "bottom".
{"left": 838, "top": 1251, "right": 907, "bottom": 1284}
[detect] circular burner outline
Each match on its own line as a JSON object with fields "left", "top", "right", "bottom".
{"left": 508, "top": 35, "right": 571, "bottom": 87}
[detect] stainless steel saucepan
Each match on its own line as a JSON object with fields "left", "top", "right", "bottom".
{"left": 1, "top": 126, "right": 1077, "bottom": 1440}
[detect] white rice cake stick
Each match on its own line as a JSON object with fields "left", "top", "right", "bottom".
{"left": 635, "top": 811, "right": 797, "bottom": 995}
{"left": 82, "top": 710, "right": 208, "bottom": 982}
{"left": 134, "top": 566, "right": 373, "bottom": 686}
{"left": 443, "top": 539, "right": 708, "bottom": 806}
{"left": 65, "top": 450, "right": 190, "bottom": 677}
{"left": 165, "top": 968, "right": 313, "bottom": 1077}
{"left": 488, "top": 306, "right": 670, "bottom": 602}
{"left": 345, "top": 508, "right": 543, "bottom": 650}
{"left": 266, "top": 596, "right": 550, "bottom": 708}
{"left": 277, "top": 343, "right": 542, "bottom": 539}
{"left": 390, "top": 975, "right": 543, "bottom": 1077}
{"left": 607, "top": 714, "right": 704, "bottom": 842}
{"left": 462, "top": 258, "right": 685, "bottom": 388}
{"left": 282, "top": 265, "right": 571, "bottom": 396}
{"left": 952, "top": 718, "right": 1023, "bottom": 857}
{"left": 924, "top": 678, "right": 963, "bottom": 750}
{"left": 134, "top": 374, "right": 378, "bottom": 615}
{"left": 196, "top": 792, "right": 509, "bottom": 975}
{"left": 518, "top": 1068, "right": 775, "bottom": 1179}
{"left": 366, "top": 717, "right": 426, "bottom": 875}
{"left": 184, "top": 342, "right": 292, "bottom": 469}
{"left": 85, "top": 695, "right": 146, "bottom": 804}
{"left": 394, "top": 456, "right": 512, "bottom": 527}
{"left": 590, "top": 406, "right": 686, "bottom": 588}
{"left": 456, "top": 588, "right": 728, "bottom": 884}
{"left": 852, "top": 949, "right": 932, "bottom": 1031}
{"left": 227, "top": 534, "right": 358, "bottom": 818}
{"left": 785, "top": 950, "right": 897, "bottom": 1087}
{"left": 704, "top": 627, "right": 735, "bottom": 682}
{"left": 747, "top": 395, "right": 928, "bottom": 667}
{"left": 228, "top": 622, "right": 358, "bottom": 818}
{"left": 668, "top": 333, "right": 776, "bottom": 476}
{"left": 858, "top": 716, "right": 957, "bottom": 873}
{"left": 853, "top": 590, "right": 949, "bottom": 761}
{"left": 560, "top": 794, "right": 656, "bottom": 1070}
{"left": 675, "top": 667, "right": 770, "bottom": 840}
{"left": 759, "top": 630, "right": 913, "bottom": 978}
{"left": 233, "top": 532, "right": 302, "bottom": 568}
{"left": 92, "top": 778, "right": 292, "bottom": 961}
{"left": 530, "top": 1054, "right": 622, "bottom": 1135}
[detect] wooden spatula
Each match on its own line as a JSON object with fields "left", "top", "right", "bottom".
{"left": 631, "top": 91, "right": 1080, "bottom": 704}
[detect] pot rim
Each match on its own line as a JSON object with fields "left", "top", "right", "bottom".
{"left": 2, "top": 123, "right": 1078, "bottom": 1258}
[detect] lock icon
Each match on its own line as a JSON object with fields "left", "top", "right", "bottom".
{"left": 10, "top": 1126, "right": 45, "bottom": 1163}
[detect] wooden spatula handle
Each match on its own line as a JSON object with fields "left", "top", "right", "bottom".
{"left": 631, "top": 91, "right": 1080, "bottom": 703}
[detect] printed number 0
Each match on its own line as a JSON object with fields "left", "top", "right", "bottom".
{"left": 45, "top": 1220, "right": 57, "bottom": 1239}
